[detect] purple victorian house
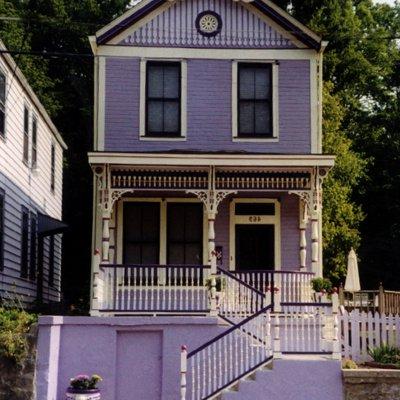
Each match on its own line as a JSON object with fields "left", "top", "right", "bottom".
{"left": 36, "top": 2, "right": 344, "bottom": 400}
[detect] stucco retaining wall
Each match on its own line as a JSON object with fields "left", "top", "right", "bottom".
{"left": 342, "top": 369, "right": 400, "bottom": 400}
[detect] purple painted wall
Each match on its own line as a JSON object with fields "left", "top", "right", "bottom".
{"left": 104, "top": 58, "right": 311, "bottom": 154}
{"left": 37, "top": 317, "right": 343, "bottom": 400}
{"left": 119, "top": 0, "right": 296, "bottom": 49}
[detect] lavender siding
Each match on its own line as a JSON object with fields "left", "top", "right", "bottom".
{"left": 120, "top": 0, "right": 295, "bottom": 49}
{"left": 104, "top": 58, "right": 310, "bottom": 153}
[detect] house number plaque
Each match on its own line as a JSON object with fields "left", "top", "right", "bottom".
{"left": 248, "top": 216, "right": 261, "bottom": 222}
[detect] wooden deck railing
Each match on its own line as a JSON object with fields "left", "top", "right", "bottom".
{"left": 339, "top": 284, "right": 400, "bottom": 315}
{"left": 232, "top": 270, "right": 314, "bottom": 306}
{"left": 98, "top": 264, "right": 211, "bottom": 313}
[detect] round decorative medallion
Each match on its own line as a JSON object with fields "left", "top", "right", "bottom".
{"left": 195, "top": 11, "right": 222, "bottom": 37}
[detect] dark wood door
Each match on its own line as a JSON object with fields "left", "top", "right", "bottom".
{"left": 167, "top": 203, "right": 203, "bottom": 265}
{"left": 123, "top": 202, "right": 160, "bottom": 264}
{"left": 235, "top": 224, "right": 274, "bottom": 270}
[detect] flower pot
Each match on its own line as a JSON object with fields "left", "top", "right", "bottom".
{"left": 65, "top": 388, "right": 101, "bottom": 400}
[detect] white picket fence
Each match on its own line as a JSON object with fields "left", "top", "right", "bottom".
{"left": 340, "top": 309, "right": 400, "bottom": 361}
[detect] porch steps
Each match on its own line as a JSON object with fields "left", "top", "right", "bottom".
{"left": 219, "top": 356, "right": 343, "bottom": 400}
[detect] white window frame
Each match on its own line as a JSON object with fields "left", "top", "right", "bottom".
{"left": 116, "top": 198, "right": 208, "bottom": 265}
{"left": 232, "top": 60, "right": 279, "bottom": 142}
{"left": 229, "top": 198, "right": 281, "bottom": 271}
{"left": 139, "top": 59, "right": 187, "bottom": 141}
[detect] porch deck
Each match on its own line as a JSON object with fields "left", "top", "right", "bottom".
{"left": 94, "top": 264, "right": 314, "bottom": 314}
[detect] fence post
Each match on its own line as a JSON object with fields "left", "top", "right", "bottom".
{"left": 332, "top": 312, "right": 341, "bottom": 359}
{"left": 379, "top": 283, "right": 386, "bottom": 315}
{"left": 339, "top": 284, "right": 344, "bottom": 308}
{"left": 273, "top": 314, "right": 282, "bottom": 358}
{"left": 180, "top": 345, "right": 187, "bottom": 400}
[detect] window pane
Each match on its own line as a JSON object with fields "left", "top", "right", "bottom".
{"left": 147, "top": 65, "right": 163, "bottom": 98}
{"left": 24, "top": 107, "right": 29, "bottom": 133}
{"left": 48, "top": 236, "right": 55, "bottom": 287}
{"left": 255, "top": 102, "right": 271, "bottom": 134}
{"left": 163, "top": 65, "right": 180, "bottom": 98}
{"left": 147, "top": 101, "right": 163, "bottom": 133}
{"left": 185, "top": 244, "right": 202, "bottom": 264}
{"left": 0, "top": 72, "right": 5, "bottom": 104}
{"left": 30, "top": 216, "right": 37, "bottom": 280}
{"left": 239, "top": 102, "right": 254, "bottom": 134}
{"left": 51, "top": 144, "right": 55, "bottom": 191}
{"left": 0, "top": 191, "right": 4, "bottom": 270}
{"left": 21, "top": 208, "right": 29, "bottom": 278}
{"left": 239, "top": 68, "right": 255, "bottom": 99}
{"left": 164, "top": 101, "right": 179, "bottom": 133}
{"left": 0, "top": 111, "right": 4, "bottom": 137}
{"left": 255, "top": 68, "right": 271, "bottom": 100}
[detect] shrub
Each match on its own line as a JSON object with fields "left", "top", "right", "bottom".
{"left": 0, "top": 308, "right": 37, "bottom": 365}
{"left": 311, "top": 277, "right": 333, "bottom": 293}
{"left": 342, "top": 359, "right": 358, "bottom": 369}
{"left": 368, "top": 345, "right": 400, "bottom": 366}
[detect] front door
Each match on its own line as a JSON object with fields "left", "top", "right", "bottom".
{"left": 235, "top": 224, "right": 274, "bottom": 271}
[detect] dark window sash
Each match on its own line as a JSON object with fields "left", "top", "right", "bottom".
{"left": 50, "top": 144, "right": 55, "bottom": 192}
{"left": 237, "top": 63, "right": 273, "bottom": 138}
{"left": 0, "top": 71, "right": 5, "bottom": 138}
{"left": 145, "top": 61, "right": 181, "bottom": 137}
{"left": 21, "top": 207, "right": 29, "bottom": 278}
{"left": 48, "top": 236, "right": 55, "bottom": 287}
{"left": 29, "top": 215, "right": 37, "bottom": 280}
{"left": 23, "top": 106, "right": 29, "bottom": 163}
{"left": 31, "top": 117, "right": 37, "bottom": 168}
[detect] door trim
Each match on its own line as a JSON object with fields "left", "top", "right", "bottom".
{"left": 116, "top": 197, "right": 208, "bottom": 265}
{"left": 229, "top": 198, "right": 281, "bottom": 271}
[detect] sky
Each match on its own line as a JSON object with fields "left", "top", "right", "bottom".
{"left": 374, "top": 0, "right": 396, "bottom": 5}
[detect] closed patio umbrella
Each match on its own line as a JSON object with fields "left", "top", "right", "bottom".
{"left": 344, "top": 248, "right": 361, "bottom": 292}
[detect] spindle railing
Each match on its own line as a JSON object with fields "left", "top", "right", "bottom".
{"left": 232, "top": 270, "right": 314, "bottom": 305}
{"left": 99, "top": 264, "right": 211, "bottom": 313}
{"left": 186, "top": 304, "right": 273, "bottom": 400}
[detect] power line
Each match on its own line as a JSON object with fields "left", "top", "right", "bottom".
{"left": 0, "top": 49, "right": 93, "bottom": 59}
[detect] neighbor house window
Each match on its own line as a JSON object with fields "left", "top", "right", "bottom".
{"left": 29, "top": 214, "right": 37, "bottom": 280}
{"left": 31, "top": 116, "right": 37, "bottom": 169}
{"left": 50, "top": 143, "right": 55, "bottom": 192}
{"left": 21, "top": 207, "right": 29, "bottom": 278}
{"left": 0, "top": 70, "right": 5, "bottom": 138}
{"left": 23, "top": 106, "right": 29, "bottom": 163}
{"left": 146, "top": 62, "right": 181, "bottom": 137}
{"left": 48, "top": 235, "right": 55, "bottom": 287}
{"left": 238, "top": 63, "right": 272, "bottom": 137}
{"left": 0, "top": 189, "right": 4, "bottom": 271}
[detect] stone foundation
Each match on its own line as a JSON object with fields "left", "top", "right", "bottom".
{"left": 343, "top": 369, "right": 400, "bottom": 400}
{"left": 0, "top": 325, "right": 37, "bottom": 400}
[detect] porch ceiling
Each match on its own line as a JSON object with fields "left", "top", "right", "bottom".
{"left": 88, "top": 152, "right": 335, "bottom": 168}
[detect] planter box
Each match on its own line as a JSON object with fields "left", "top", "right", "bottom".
{"left": 66, "top": 388, "right": 101, "bottom": 400}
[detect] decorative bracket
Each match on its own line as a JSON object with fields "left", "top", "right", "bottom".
{"left": 186, "top": 189, "right": 237, "bottom": 215}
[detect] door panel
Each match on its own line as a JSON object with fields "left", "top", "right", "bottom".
{"left": 167, "top": 203, "right": 203, "bottom": 265}
{"left": 123, "top": 202, "right": 160, "bottom": 264}
{"left": 236, "top": 224, "right": 274, "bottom": 270}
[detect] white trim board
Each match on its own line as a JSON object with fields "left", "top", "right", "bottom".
{"left": 88, "top": 152, "right": 336, "bottom": 167}
{"left": 229, "top": 198, "right": 281, "bottom": 271}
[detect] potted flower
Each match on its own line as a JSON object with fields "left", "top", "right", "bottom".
{"left": 66, "top": 374, "right": 102, "bottom": 400}
{"left": 311, "top": 278, "right": 333, "bottom": 302}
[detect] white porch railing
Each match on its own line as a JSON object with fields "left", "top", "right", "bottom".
{"left": 186, "top": 305, "right": 273, "bottom": 400}
{"left": 98, "top": 264, "right": 211, "bottom": 313}
{"left": 232, "top": 270, "right": 314, "bottom": 305}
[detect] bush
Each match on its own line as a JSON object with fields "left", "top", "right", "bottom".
{"left": 0, "top": 308, "right": 37, "bottom": 365}
{"left": 368, "top": 345, "right": 400, "bottom": 366}
{"left": 342, "top": 359, "right": 358, "bottom": 369}
{"left": 69, "top": 374, "right": 102, "bottom": 390}
{"left": 311, "top": 277, "right": 333, "bottom": 293}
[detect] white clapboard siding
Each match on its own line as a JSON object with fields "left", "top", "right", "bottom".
{"left": 0, "top": 46, "right": 65, "bottom": 306}
{"left": 340, "top": 310, "right": 400, "bottom": 362}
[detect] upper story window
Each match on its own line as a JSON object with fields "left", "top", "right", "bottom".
{"left": 0, "top": 70, "right": 5, "bottom": 139}
{"left": 238, "top": 63, "right": 272, "bottom": 137}
{"left": 146, "top": 62, "right": 181, "bottom": 137}
{"left": 23, "top": 105, "right": 29, "bottom": 163}
{"left": 50, "top": 143, "right": 55, "bottom": 192}
{"left": 31, "top": 116, "right": 38, "bottom": 169}
{"left": 21, "top": 206, "right": 29, "bottom": 279}
{"left": 232, "top": 61, "right": 278, "bottom": 141}
{"left": 0, "top": 189, "right": 4, "bottom": 271}
{"left": 29, "top": 213, "right": 37, "bottom": 281}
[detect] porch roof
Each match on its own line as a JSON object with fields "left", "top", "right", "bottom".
{"left": 88, "top": 152, "right": 335, "bottom": 168}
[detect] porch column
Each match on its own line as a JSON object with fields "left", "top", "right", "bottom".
{"left": 311, "top": 211, "right": 320, "bottom": 276}
{"left": 299, "top": 198, "right": 308, "bottom": 271}
{"left": 208, "top": 211, "right": 217, "bottom": 314}
{"left": 102, "top": 208, "right": 111, "bottom": 263}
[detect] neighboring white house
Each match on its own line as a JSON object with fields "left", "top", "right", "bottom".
{"left": 0, "top": 40, "right": 67, "bottom": 307}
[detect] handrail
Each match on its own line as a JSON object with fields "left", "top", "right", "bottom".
{"left": 231, "top": 269, "right": 315, "bottom": 275}
{"left": 281, "top": 302, "right": 332, "bottom": 307}
{"left": 100, "top": 263, "right": 211, "bottom": 269}
{"left": 188, "top": 304, "right": 272, "bottom": 357}
{"left": 217, "top": 267, "right": 265, "bottom": 297}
